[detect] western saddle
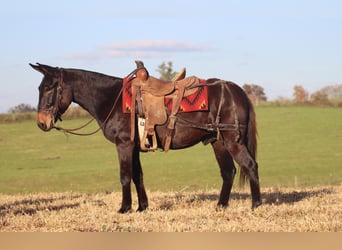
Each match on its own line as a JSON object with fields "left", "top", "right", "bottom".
{"left": 130, "top": 60, "right": 200, "bottom": 152}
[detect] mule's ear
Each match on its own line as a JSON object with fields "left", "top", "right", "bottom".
{"left": 30, "top": 63, "right": 46, "bottom": 74}
{"left": 29, "top": 63, "right": 55, "bottom": 75}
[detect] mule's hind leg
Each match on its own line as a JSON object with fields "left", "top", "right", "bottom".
{"left": 226, "top": 142, "right": 261, "bottom": 208}
{"left": 211, "top": 140, "right": 236, "bottom": 207}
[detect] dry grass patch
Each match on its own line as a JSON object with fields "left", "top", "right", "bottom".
{"left": 1, "top": 185, "right": 341, "bottom": 232}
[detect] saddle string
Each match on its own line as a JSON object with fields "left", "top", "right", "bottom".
{"left": 215, "top": 83, "right": 224, "bottom": 141}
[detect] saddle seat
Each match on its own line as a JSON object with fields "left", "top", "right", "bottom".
{"left": 130, "top": 61, "right": 200, "bottom": 152}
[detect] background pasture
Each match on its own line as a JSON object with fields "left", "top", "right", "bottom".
{"left": 1, "top": 106, "right": 342, "bottom": 232}
{"left": 0, "top": 106, "right": 341, "bottom": 194}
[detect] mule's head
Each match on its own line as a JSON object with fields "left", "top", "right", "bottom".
{"left": 30, "top": 63, "right": 73, "bottom": 131}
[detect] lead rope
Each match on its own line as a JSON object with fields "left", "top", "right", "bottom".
{"left": 53, "top": 118, "right": 98, "bottom": 136}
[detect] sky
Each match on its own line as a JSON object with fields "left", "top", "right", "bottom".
{"left": 0, "top": 0, "right": 341, "bottom": 113}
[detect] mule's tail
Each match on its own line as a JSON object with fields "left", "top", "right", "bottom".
{"left": 239, "top": 97, "right": 258, "bottom": 186}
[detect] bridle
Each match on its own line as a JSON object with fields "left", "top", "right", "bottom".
{"left": 50, "top": 69, "right": 133, "bottom": 136}
{"left": 39, "top": 69, "right": 64, "bottom": 123}
{"left": 53, "top": 70, "right": 64, "bottom": 122}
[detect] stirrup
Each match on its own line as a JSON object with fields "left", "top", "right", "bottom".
{"left": 140, "top": 130, "right": 157, "bottom": 152}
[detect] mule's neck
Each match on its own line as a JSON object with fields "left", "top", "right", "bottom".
{"left": 65, "top": 69, "right": 123, "bottom": 123}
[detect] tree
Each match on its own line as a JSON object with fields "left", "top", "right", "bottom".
{"left": 293, "top": 85, "right": 309, "bottom": 104}
{"left": 315, "top": 84, "right": 342, "bottom": 99}
{"left": 242, "top": 84, "right": 267, "bottom": 105}
{"left": 8, "top": 103, "right": 36, "bottom": 113}
{"left": 310, "top": 90, "right": 331, "bottom": 106}
{"left": 156, "top": 61, "right": 177, "bottom": 81}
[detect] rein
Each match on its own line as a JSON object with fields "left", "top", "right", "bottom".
{"left": 53, "top": 118, "right": 99, "bottom": 136}
{"left": 52, "top": 71, "right": 131, "bottom": 136}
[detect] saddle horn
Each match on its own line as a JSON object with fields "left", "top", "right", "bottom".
{"left": 135, "top": 60, "right": 144, "bottom": 69}
{"left": 135, "top": 60, "right": 149, "bottom": 81}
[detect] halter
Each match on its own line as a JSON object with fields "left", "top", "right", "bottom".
{"left": 54, "top": 69, "right": 64, "bottom": 122}
{"left": 39, "top": 68, "right": 64, "bottom": 123}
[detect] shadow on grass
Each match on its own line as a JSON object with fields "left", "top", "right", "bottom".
{"left": 0, "top": 187, "right": 335, "bottom": 215}
{"left": 0, "top": 195, "right": 82, "bottom": 216}
{"left": 259, "top": 188, "right": 334, "bottom": 205}
{"left": 165, "top": 187, "right": 335, "bottom": 209}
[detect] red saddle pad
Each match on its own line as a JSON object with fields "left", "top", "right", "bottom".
{"left": 122, "top": 77, "right": 208, "bottom": 114}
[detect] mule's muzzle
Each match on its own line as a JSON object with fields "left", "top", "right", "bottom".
{"left": 36, "top": 111, "right": 54, "bottom": 131}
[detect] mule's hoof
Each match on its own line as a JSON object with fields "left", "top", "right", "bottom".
{"left": 118, "top": 206, "right": 132, "bottom": 214}
{"left": 216, "top": 203, "right": 228, "bottom": 211}
{"left": 217, "top": 201, "right": 229, "bottom": 208}
{"left": 136, "top": 207, "right": 147, "bottom": 212}
{"left": 136, "top": 201, "right": 149, "bottom": 212}
{"left": 252, "top": 200, "right": 262, "bottom": 209}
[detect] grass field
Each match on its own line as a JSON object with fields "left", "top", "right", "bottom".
{"left": 1, "top": 185, "right": 341, "bottom": 231}
{"left": 0, "top": 106, "right": 341, "bottom": 194}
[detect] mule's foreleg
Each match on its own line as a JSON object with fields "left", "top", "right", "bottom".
{"left": 211, "top": 140, "right": 236, "bottom": 207}
{"left": 117, "top": 143, "right": 134, "bottom": 213}
{"left": 132, "top": 146, "right": 148, "bottom": 212}
{"left": 118, "top": 172, "right": 132, "bottom": 213}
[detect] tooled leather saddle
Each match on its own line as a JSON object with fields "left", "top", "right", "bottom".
{"left": 130, "top": 60, "right": 200, "bottom": 152}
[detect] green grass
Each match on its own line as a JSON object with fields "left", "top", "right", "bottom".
{"left": 257, "top": 106, "right": 342, "bottom": 187}
{"left": 0, "top": 119, "right": 119, "bottom": 194}
{"left": 0, "top": 106, "right": 341, "bottom": 194}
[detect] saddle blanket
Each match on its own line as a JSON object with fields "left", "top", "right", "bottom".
{"left": 122, "top": 77, "right": 209, "bottom": 113}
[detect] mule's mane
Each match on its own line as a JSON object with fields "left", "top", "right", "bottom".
{"left": 64, "top": 68, "right": 122, "bottom": 82}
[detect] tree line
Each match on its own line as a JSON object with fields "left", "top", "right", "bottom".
{"left": 243, "top": 83, "right": 342, "bottom": 107}
{"left": 292, "top": 84, "right": 342, "bottom": 106}
{"left": 157, "top": 61, "right": 342, "bottom": 107}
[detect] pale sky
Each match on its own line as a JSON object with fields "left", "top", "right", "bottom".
{"left": 1, "top": 0, "right": 341, "bottom": 113}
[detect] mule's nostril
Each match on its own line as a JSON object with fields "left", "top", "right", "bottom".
{"left": 37, "top": 112, "right": 53, "bottom": 131}
{"left": 38, "top": 122, "right": 47, "bottom": 131}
